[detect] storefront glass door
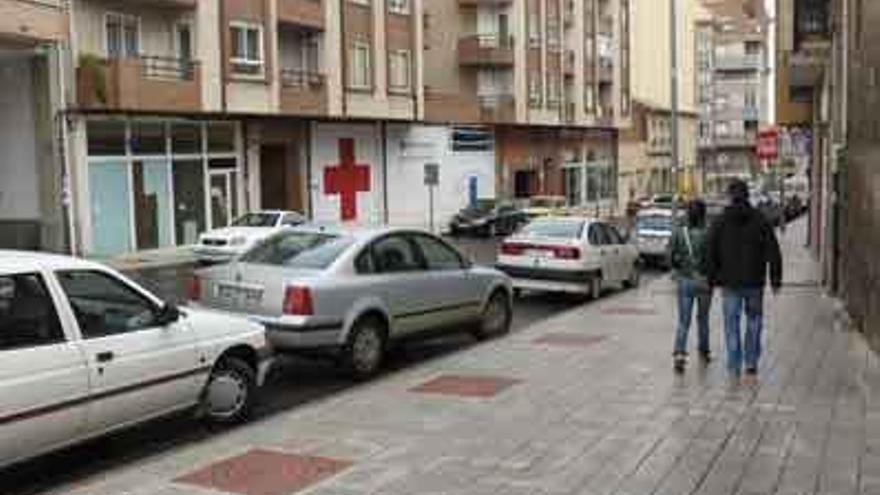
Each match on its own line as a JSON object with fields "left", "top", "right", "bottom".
{"left": 89, "top": 162, "right": 132, "bottom": 257}
{"left": 133, "top": 160, "right": 172, "bottom": 250}
{"left": 173, "top": 160, "right": 206, "bottom": 245}
{"left": 209, "top": 172, "right": 236, "bottom": 229}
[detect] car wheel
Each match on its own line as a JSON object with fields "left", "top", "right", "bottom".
{"left": 342, "top": 317, "right": 387, "bottom": 380}
{"left": 588, "top": 273, "right": 603, "bottom": 300}
{"left": 201, "top": 356, "right": 256, "bottom": 425}
{"left": 624, "top": 263, "right": 640, "bottom": 288}
{"left": 473, "top": 290, "right": 512, "bottom": 341}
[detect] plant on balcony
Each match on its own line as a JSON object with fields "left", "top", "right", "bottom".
{"left": 78, "top": 54, "right": 108, "bottom": 106}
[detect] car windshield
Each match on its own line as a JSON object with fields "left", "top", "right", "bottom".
{"left": 521, "top": 219, "right": 585, "bottom": 239}
{"left": 232, "top": 213, "right": 279, "bottom": 227}
{"left": 636, "top": 215, "right": 673, "bottom": 231}
{"left": 240, "top": 232, "right": 353, "bottom": 269}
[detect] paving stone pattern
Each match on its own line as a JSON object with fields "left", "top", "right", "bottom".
{"left": 47, "top": 222, "right": 880, "bottom": 495}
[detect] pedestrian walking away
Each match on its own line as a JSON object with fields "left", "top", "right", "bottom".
{"left": 707, "top": 179, "right": 783, "bottom": 378}
{"left": 669, "top": 199, "right": 713, "bottom": 373}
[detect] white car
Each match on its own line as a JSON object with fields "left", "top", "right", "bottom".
{"left": 634, "top": 208, "right": 677, "bottom": 267}
{"left": 0, "top": 251, "right": 272, "bottom": 470}
{"left": 496, "top": 216, "right": 640, "bottom": 297}
{"left": 194, "top": 210, "right": 306, "bottom": 263}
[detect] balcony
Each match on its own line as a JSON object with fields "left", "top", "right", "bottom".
{"left": 280, "top": 69, "right": 327, "bottom": 116}
{"left": 478, "top": 94, "right": 517, "bottom": 123}
{"left": 715, "top": 54, "right": 763, "bottom": 71}
{"left": 458, "top": 0, "right": 512, "bottom": 6}
{"left": 76, "top": 55, "right": 201, "bottom": 112}
{"left": 458, "top": 34, "right": 515, "bottom": 66}
{"left": 714, "top": 133, "right": 757, "bottom": 148}
{"left": 0, "top": 0, "right": 68, "bottom": 42}
{"left": 278, "top": 0, "right": 324, "bottom": 30}
{"left": 117, "top": 0, "right": 197, "bottom": 8}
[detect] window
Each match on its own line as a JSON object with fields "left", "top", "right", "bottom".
{"left": 57, "top": 271, "right": 160, "bottom": 339}
{"left": 388, "top": 50, "right": 412, "bottom": 92}
{"left": 370, "top": 236, "right": 422, "bottom": 273}
{"left": 233, "top": 212, "right": 280, "bottom": 227}
{"left": 281, "top": 213, "right": 305, "bottom": 227}
{"left": 176, "top": 23, "right": 194, "bottom": 61}
{"left": 587, "top": 223, "right": 610, "bottom": 245}
{"left": 105, "top": 13, "right": 139, "bottom": 58}
{"left": 0, "top": 274, "right": 64, "bottom": 351}
{"left": 601, "top": 224, "right": 624, "bottom": 244}
{"left": 230, "top": 23, "right": 264, "bottom": 76}
{"left": 411, "top": 235, "right": 465, "bottom": 271}
{"left": 240, "top": 232, "right": 353, "bottom": 269}
{"left": 522, "top": 219, "right": 585, "bottom": 239}
{"left": 350, "top": 41, "right": 372, "bottom": 89}
{"left": 387, "top": 0, "right": 409, "bottom": 14}
{"left": 529, "top": 73, "right": 542, "bottom": 106}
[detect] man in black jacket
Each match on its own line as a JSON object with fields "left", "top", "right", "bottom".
{"left": 707, "top": 179, "right": 782, "bottom": 377}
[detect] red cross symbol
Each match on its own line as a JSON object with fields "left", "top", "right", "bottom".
{"left": 324, "top": 138, "right": 371, "bottom": 221}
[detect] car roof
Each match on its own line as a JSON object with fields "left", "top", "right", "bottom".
{"left": 284, "top": 223, "right": 434, "bottom": 241}
{"left": 530, "top": 215, "right": 599, "bottom": 223}
{"left": 0, "top": 250, "right": 107, "bottom": 274}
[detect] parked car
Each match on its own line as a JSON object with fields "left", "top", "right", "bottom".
{"left": 194, "top": 210, "right": 307, "bottom": 264}
{"left": 522, "top": 196, "right": 567, "bottom": 218}
{"left": 634, "top": 208, "right": 678, "bottom": 268}
{"left": 0, "top": 251, "right": 271, "bottom": 470}
{"left": 191, "top": 226, "right": 513, "bottom": 379}
{"left": 448, "top": 200, "right": 529, "bottom": 237}
{"left": 495, "top": 216, "right": 640, "bottom": 298}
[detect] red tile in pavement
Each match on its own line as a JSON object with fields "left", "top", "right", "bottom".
{"left": 533, "top": 333, "right": 608, "bottom": 348}
{"left": 601, "top": 305, "right": 658, "bottom": 316}
{"left": 410, "top": 374, "right": 521, "bottom": 398}
{"left": 175, "top": 448, "right": 352, "bottom": 495}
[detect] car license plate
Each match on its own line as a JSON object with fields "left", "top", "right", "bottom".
{"left": 217, "top": 284, "right": 263, "bottom": 306}
{"left": 525, "top": 249, "right": 551, "bottom": 258}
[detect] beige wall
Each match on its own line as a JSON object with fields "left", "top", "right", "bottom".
{"left": 0, "top": 0, "right": 68, "bottom": 43}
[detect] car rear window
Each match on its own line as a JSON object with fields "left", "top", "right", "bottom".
{"left": 233, "top": 212, "right": 279, "bottom": 227}
{"left": 240, "top": 232, "right": 353, "bottom": 269}
{"left": 521, "top": 219, "right": 585, "bottom": 239}
{"left": 636, "top": 215, "right": 672, "bottom": 231}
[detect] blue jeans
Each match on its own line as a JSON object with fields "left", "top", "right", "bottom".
{"left": 674, "top": 278, "right": 712, "bottom": 356}
{"left": 722, "top": 288, "right": 765, "bottom": 373}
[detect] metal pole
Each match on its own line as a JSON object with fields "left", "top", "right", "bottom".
{"left": 428, "top": 184, "right": 435, "bottom": 233}
{"left": 670, "top": 0, "right": 680, "bottom": 219}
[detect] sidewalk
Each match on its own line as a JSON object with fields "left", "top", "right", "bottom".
{"left": 50, "top": 220, "right": 880, "bottom": 495}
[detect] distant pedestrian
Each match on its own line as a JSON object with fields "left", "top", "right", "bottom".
{"left": 670, "top": 199, "right": 712, "bottom": 373}
{"left": 707, "top": 180, "right": 782, "bottom": 378}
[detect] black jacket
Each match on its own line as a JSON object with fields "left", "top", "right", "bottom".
{"left": 707, "top": 201, "right": 783, "bottom": 289}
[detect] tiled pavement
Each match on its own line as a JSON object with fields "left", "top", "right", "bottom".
{"left": 47, "top": 221, "right": 880, "bottom": 495}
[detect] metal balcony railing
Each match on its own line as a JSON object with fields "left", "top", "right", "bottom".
{"left": 140, "top": 55, "right": 197, "bottom": 81}
{"left": 280, "top": 68, "right": 325, "bottom": 88}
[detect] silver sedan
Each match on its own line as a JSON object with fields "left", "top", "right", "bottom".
{"left": 191, "top": 226, "right": 513, "bottom": 378}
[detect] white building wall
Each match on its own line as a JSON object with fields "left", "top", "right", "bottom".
{"left": 0, "top": 57, "right": 39, "bottom": 220}
{"left": 386, "top": 125, "right": 496, "bottom": 230}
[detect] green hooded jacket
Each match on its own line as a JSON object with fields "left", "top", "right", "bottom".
{"left": 669, "top": 225, "right": 708, "bottom": 280}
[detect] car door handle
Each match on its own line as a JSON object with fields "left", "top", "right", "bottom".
{"left": 96, "top": 351, "right": 115, "bottom": 363}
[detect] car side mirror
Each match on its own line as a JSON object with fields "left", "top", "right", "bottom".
{"left": 156, "top": 303, "right": 181, "bottom": 327}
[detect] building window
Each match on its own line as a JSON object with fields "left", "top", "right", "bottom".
{"left": 230, "top": 23, "right": 264, "bottom": 76}
{"left": 350, "top": 41, "right": 372, "bottom": 89}
{"left": 105, "top": 13, "right": 139, "bottom": 58}
{"left": 388, "top": 50, "right": 411, "bottom": 92}
{"left": 387, "top": 0, "right": 409, "bottom": 15}
{"left": 175, "top": 23, "right": 194, "bottom": 61}
{"left": 529, "top": 73, "right": 542, "bottom": 107}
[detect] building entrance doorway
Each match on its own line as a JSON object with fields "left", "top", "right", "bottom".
{"left": 260, "top": 144, "right": 303, "bottom": 212}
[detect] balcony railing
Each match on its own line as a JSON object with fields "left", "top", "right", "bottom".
{"left": 478, "top": 94, "right": 517, "bottom": 123}
{"left": 278, "top": 0, "right": 324, "bottom": 30}
{"left": 715, "top": 54, "right": 763, "bottom": 71}
{"left": 76, "top": 55, "right": 201, "bottom": 112}
{"left": 280, "top": 68, "right": 327, "bottom": 115}
{"left": 714, "top": 133, "right": 758, "bottom": 147}
{"left": 458, "top": 34, "right": 515, "bottom": 66}
{"left": 458, "top": 0, "right": 512, "bottom": 5}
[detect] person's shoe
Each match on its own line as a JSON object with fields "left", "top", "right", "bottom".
{"left": 745, "top": 367, "right": 758, "bottom": 376}
{"left": 673, "top": 356, "right": 686, "bottom": 374}
{"left": 699, "top": 351, "right": 712, "bottom": 363}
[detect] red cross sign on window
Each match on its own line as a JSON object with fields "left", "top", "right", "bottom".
{"left": 324, "top": 138, "right": 371, "bottom": 221}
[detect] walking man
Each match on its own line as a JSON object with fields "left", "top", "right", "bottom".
{"left": 707, "top": 180, "right": 782, "bottom": 377}
{"left": 670, "top": 200, "right": 713, "bottom": 374}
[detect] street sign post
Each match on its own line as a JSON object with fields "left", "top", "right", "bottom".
{"left": 424, "top": 163, "right": 439, "bottom": 232}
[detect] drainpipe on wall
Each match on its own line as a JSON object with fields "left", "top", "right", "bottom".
{"left": 56, "top": 40, "right": 77, "bottom": 256}
{"left": 305, "top": 123, "right": 314, "bottom": 220}
{"left": 381, "top": 121, "right": 389, "bottom": 224}
{"left": 340, "top": 0, "right": 348, "bottom": 117}
{"left": 219, "top": 0, "right": 228, "bottom": 112}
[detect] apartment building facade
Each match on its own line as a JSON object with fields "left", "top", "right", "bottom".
{"left": 617, "top": 0, "right": 700, "bottom": 208}
{"left": 0, "top": 0, "right": 69, "bottom": 252}
{"left": 422, "top": 0, "right": 630, "bottom": 212}
{"left": 695, "top": 0, "right": 769, "bottom": 194}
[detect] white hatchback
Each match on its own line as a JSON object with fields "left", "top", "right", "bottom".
{"left": 0, "top": 251, "right": 271, "bottom": 470}
{"left": 194, "top": 210, "right": 306, "bottom": 263}
{"left": 496, "top": 217, "right": 640, "bottom": 297}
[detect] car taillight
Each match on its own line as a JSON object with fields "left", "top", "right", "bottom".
{"left": 553, "top": 246, "right": 581, "bottom": 259}
{"left": 283, "top": 286, "right": 314, "bottom": 315}
{"left": 501, "top": 242, "right": 526, "bottom": 255}
{"left": 187, "top": 275, "right": 201, "bottom": 301}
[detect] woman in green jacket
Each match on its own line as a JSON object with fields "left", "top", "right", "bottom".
{"left": 670, "top": 200, "right": 713, "bottom": 373}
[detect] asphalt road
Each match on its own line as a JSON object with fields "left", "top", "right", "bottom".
{"left": 0, "top": 237, "right": 663, "bottom": 495}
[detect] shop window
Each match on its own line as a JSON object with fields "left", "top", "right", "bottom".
{"left": 209, "top": 158, "right": 237, "bottom": 170}
{"left": 130, "top": 122, "right": 166, "bottom": 155}
{"left": 171, "top": 123, "right": 202, "bottom": 154}
{"left": 207, "top": 123, "right": 236, "bottom": 153}
{"left": 87, "top": 120, "right": 126, "bottom": 156}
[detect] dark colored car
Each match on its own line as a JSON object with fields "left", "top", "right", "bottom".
{"left": 449, "top": 200, "right": 529, "bottom": 237}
